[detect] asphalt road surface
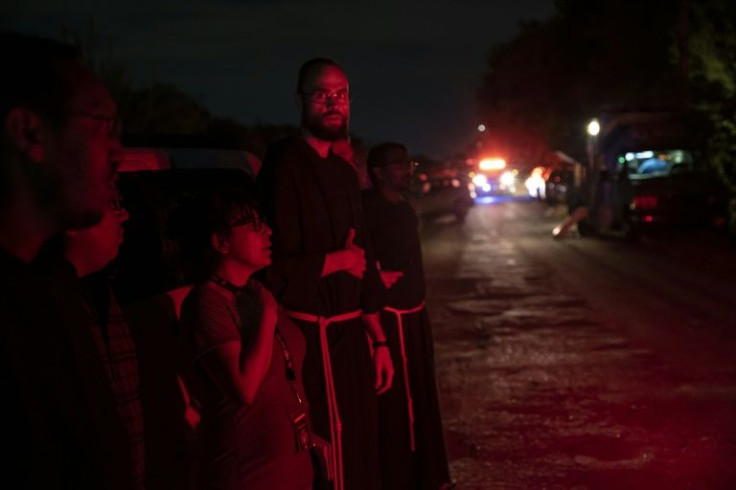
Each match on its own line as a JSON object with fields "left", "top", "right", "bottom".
{"left": 423, "top": 198, "right": 736, "bottom": 490}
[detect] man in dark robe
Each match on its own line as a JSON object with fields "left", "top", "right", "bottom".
{"left": 258, "top": 58, "right": 393, "bottom": 490}
{"left": 0, "top": 33, "right": 135, "bottom": 488}
{"left": 362, "top": 142, "right": 453, "bottom": 490}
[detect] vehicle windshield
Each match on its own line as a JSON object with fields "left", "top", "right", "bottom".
{"left": 618, "top": 149, "right": 698, "bottom": 179}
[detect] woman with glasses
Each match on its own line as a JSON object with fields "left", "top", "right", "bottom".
{"left": 177, "top": 187, "right": 314, "bottom": 490}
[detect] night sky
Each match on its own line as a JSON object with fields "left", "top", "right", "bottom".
{"left": 4, "top": 0, "right": 556, "bottom": 157}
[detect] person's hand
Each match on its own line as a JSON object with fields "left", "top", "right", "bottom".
{"left": 379, "top": 270, "right": 404, "bottom": 289}
{"left": 343, "top": 228, "right": 366, "bottom": 279}
{"left": 373, "top": 346, "right": 394, "bottom": 395}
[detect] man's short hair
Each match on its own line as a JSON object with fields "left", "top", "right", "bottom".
{"left": 0, "top": 32, "right": 81, "bottom": 201}
{"left": 366, "top": 142, "right": 409, "bottom": 187}
{"left": 0, "top": 32, "right": 80, "bottom": 128}
{"left": 296, "top": 57, "right": 344, "bottom": 94}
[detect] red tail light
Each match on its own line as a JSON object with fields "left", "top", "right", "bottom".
{"left": 632, "top": 195, "right": 658, "bottom": 209}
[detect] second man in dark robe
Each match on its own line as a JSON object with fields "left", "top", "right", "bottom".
{"left": 362, "top": 142, "right": 453, "bottom": 490}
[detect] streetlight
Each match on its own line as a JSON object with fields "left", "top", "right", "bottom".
{"left": 585, "top": 118, "right": 600, "bottom": 230}
{"left": 586, "top": 119, "right": 600, "bottom": 136}
{"left": 585, "top": 119, "right": 600, "bottom": 171}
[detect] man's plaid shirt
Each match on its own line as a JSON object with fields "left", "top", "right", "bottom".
{"left": 85, "top": 283, "right": 146, "bottom": 490}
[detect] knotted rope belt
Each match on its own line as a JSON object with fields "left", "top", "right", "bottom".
{"left": 283, "top": 309, "right": 362, "bottom": 490}
{"left": 382, "top": 301, "right": 426, "bottom": 452}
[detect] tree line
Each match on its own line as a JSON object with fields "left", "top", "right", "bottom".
{"left": 477, "top": 0, "right": 735, "bottom": 230}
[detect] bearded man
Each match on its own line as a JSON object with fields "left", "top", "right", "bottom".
{"left": 257, "top": 58, "right": 393, "bottom": 490}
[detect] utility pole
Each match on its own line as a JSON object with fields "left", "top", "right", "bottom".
{"left": 678, "top": 0, "right": 691, "bottom": 112}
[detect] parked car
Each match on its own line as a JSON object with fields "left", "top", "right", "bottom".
{"left": 114, "top": 146, "right": 260, "bottom": 300}
{"left": 586, "top": 112, "right": 729, "bottom": 238}
{"left": 544, "top": 165, "right": 575, "bottom": 205}
{"left": 407, "top": 164, "right": 474, "bottom": 224}
{"left": 599, "top": 148, "right": 728, "bottom": 237}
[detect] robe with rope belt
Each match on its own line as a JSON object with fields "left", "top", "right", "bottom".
{"left": 258, "top": 137, "right": 386, "bottom": 490}
{"left": 362, "top": 188, "right": 452, "bottom": 490}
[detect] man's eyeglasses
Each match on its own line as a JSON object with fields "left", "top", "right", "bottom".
{"left": 69, "top": 112, "right": 122, "bottom": 139}
{"left": 300, "top": 90, "right": 351, "bottom": 105}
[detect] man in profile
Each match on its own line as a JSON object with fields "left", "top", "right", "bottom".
{"left": 0, "top": 32, "right": 135, "bottom": 488}
{"left": 258, "top": 58, "right": 393, "bottom": 490}
{"left": 362, "top": 142, "right": 453, "bottom": 490}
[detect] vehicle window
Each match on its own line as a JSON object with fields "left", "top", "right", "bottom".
{"left": 617, "top": 149, "right": 697, "bottom": 179}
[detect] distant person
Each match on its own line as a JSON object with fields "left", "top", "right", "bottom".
{"left": 63, "top": 187, "right": 146, "bottom": 490}
{"left": 257, "top": 58, "right": 393, "bottom": 490}
{"left": 0, "top": 32, "right": 134, "bottom": 488}
{"left": 362, "top": 142, "right": 454, "bottom": 490}
{"left": 178, "top": 188, "right": 314, "bottom": 490}
{"left": 553, "top": 164, "right": 588, "bottom": 239}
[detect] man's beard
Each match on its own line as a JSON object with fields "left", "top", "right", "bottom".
{"left": 302, "top": 112, "right": 348, "bottom": 142}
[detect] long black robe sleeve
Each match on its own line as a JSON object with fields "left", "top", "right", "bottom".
{"left": 355, "top": 194, "right": 384, "bottom": 314}
{"left": 257, "top": 137, "right": 384, "bottom": 316}
{"left": 361, "top": 189, "right": 425, "bottom": 309}
{"left": 258, "top": 143, "right": 326, "bottom": 309}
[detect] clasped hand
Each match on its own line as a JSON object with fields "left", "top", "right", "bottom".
{"left": 342, "top": 228, "right": 366, "bottom": 279}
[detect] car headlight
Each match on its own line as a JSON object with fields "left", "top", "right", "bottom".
{"left": 500, "top": 171, "right": 515, "bottom": 187}
{"left": 472, "top": 174, "right": 488, "bottom": 187}
{"left": 525, "top": 174, "right": 545, "bottom": 193}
